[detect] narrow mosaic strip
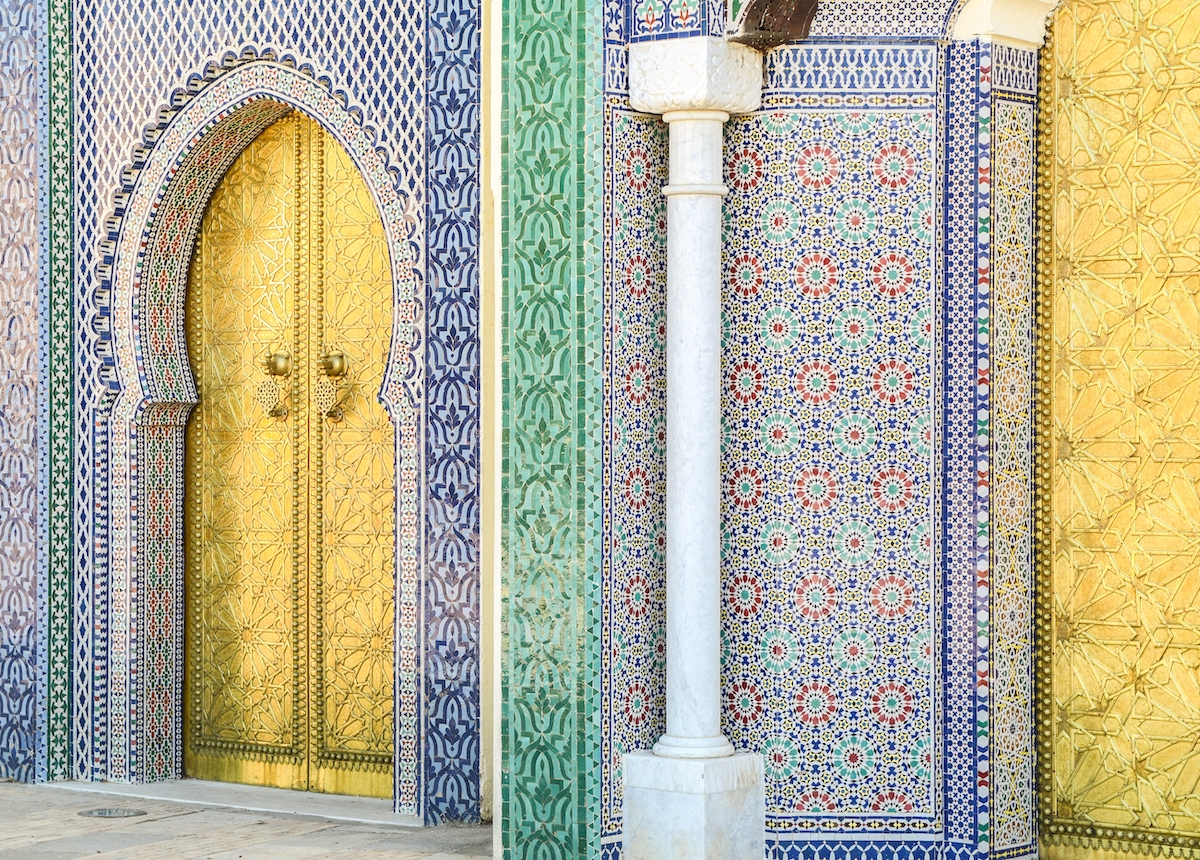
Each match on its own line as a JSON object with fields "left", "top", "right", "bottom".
{"left": 808, "top": 0, "right": 962, "bottom": 38}
{"left": 990, "top": 90, "right": 1036, "bottom": 853}
{"left": 992, "top": 44, "right": 1037, "bottom": 97}
{"left": 769, "top": 838, "right": 943, "bottom": 860}
{"left": 0, "top": 0, "right": 42, "bottom": 784}
{"left": 47, "top": 0, "right": 75, "bottom": 783}
{"left": 941, "top": 37, "right": 985, "bottom": 852}
{"left": 423, "top": 0, "right": 483, "bottom": 819}
{"left": 626, "top": 0, "right": 723, "bottom": 46}
{"left": 500, "top": 0, "right": 604, "bottom": 848}
{"left": 763, "top": 45, "right": 938, "bottom": 96}
{"left": 35, "top": 0, "right": 51, "bottom": 783}
{"left": 601, "top": 105, "right": 668, "bottom": 840}
{"left": 971, "top": 41, "right": 995, "bottom": 858}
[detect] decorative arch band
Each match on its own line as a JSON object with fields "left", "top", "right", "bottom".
{"left": 97, "top": 48, "right": 422, "bottom": 414}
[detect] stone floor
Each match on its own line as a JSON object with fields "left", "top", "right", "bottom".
{"left": 0, "top": 781, "right": 492, "bottom": 859}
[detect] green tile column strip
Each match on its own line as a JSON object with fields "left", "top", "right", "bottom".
{"left": 500, "top": 0, "right": 603, "bottom": 847}
{"left": 47, "top": 0, "right": 73, "bottom": 781}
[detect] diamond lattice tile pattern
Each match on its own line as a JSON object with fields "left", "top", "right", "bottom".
{"left": 809, "top": 0, "right": 957, "bottom": 37}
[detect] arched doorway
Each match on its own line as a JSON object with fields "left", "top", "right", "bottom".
{"left": 1039, "top": 0, "right": 1200, "bottom": 854}
{"left": 182, "top": 112, "right": 396, "bottom": 798}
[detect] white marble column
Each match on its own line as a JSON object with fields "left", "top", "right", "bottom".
{"left": 623, "top": 36, "right": 765, "bottom": 860}
{"left": 656, "top": 108, "right": 734, "bottom": 761}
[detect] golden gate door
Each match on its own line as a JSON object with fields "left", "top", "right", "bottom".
{"left": 1041, "top": 1, "right": 1200, "bottom": 854}
{"left": 183, "top": 113, "right": 396, "bottom": 798}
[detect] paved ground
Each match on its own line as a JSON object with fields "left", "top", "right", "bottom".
{"left": 0, "top": 782, "right": 492, "bottom": 859}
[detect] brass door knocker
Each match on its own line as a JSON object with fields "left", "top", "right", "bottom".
{"left": 316, "top": 349, "right": 349, "bottom": 421}
{"left": 256, "top": 351, "right": 291, "bottom": 419}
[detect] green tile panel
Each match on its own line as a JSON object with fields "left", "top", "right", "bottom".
{"left": 500, "top": 0, "right": 603, "bottom": 850}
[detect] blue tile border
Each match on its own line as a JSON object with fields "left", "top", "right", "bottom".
{"left": 423, "top": 0, "right": 483, "bottom": 822}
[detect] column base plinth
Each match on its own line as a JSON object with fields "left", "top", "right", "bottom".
{"left": 622, "top": 750, "right": 764, "bottom": 860}
{"left": 652, "top": 733, "right": 735, "bottom": 759}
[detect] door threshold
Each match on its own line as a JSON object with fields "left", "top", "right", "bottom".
{"left": 44, "top": 778, "right": 422, "bottom": 828}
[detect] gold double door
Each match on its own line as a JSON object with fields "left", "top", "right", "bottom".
{"left": 184, "top": 113, "right": 396, "bottom": 798}
{"left": 1043, "top": 0, "right": 1200, "bottom": 855}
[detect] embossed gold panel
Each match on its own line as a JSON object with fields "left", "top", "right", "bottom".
{"left": 184, "top": 113, "right": 396, "bottom": 798}
{"left": 1040, "top": 2, "right": 1200, "bottom": 855}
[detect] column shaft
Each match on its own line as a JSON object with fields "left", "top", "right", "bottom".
{"left": 654, "top": 110, "right": 735, "bottom": 759}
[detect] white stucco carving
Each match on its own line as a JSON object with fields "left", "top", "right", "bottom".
{"left": 953, "top": 0, "right": 1059, "bottom": 47}
{"left": 629, "top": 37, "right": 763, "bottom": 116}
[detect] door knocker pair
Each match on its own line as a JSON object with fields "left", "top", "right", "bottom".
{"left": 255, "top": 347, "right": 350, "bottom": 422}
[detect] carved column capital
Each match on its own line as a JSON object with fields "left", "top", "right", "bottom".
{"left": 952, "top": 0, "right": 1059, "bottom": 47}
{"left": 629, "top": 37, "right": 763, "bottom": 117}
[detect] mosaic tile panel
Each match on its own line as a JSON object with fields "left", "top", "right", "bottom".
{"left": 990, "top": 91, "right": 1035, "bottom": 853}
{"left": 631, "top": 0, "right": 975, "bottom": 40}
{"left": 627, "top": 0, "right": 723, "bottom": 45}
{"left": 135, "top": 420, "right": 185, "bottom": 781}
{"left": 601, "top": 105, "right": 668, "bottom": 839}
{"left": 624, "top": 0, "right": 1031, "bottom": 41}
{"left": 46, "top": 0, "right": 74, "bottom": 783}
{"left": 601, "top": 42, "right": 962, "bottom": 857}
{"left": 769, "top": 840, "right": 942, "bottom": 860}
{"left": 423, "top": 0, "right": 483, "bottom": 821}
{"left": 943, "top": 38, "right": 1040, "bottom": 860}
{"left": 992, "top": 44, "right": 1037, "bottom": 97}
{"left": 808, "top": 0, "right": 964, "bottom": 38}
{"left": 605, "top": 0, "right": 628, "bottom": 95}
{"left": 0, "top": 0, "right": 42, "bottom": 783}
{"left": 942, "top": 38, "right": 990, "bottom": 855}
{"left": 762, "top": 45, "right": 938, "bottom": 95}
{"left": 722, "top": 106, "right": 937, "bottom": 832}
{"left": 500, "top": 0, "right": 604, "bottom": 846}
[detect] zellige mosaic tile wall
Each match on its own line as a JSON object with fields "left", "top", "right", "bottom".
{"left": 990, "top": 42, "right": 1037, "bottom": 859}
{"left": 0, "top": 0, "right": 43, "bottom": 783}
{"left": 61, "top": 0, "right": 480, "bottom": 821}
{"left": 721, "top": 104, "right": 937, "bottom": 831}
{"left": 597, "top": 34, "right": 1041, "bottom": 860}
{"left": 943, "top": 38, "right": 1038, "bottom": 860}
{"left": 602, "top": 104, "right": 668, "bottom": 845}
{"left": 942, "top": 37, "right": 989, "bottom": 858}
{"left": 596, "top": 39, "right": 1028, "bottom": 859}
